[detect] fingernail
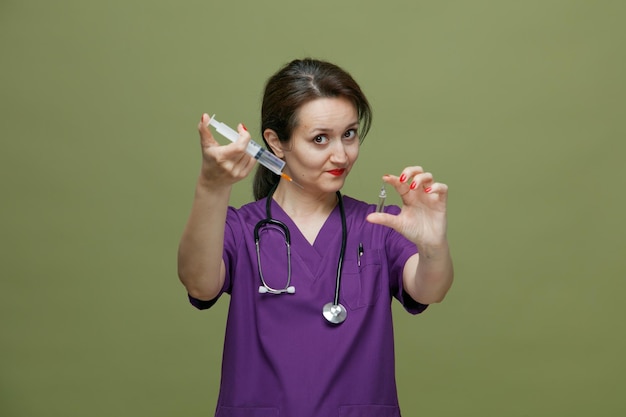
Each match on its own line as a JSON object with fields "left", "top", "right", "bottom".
{"left": 242, "top": 123, "right": 248, "bottom": 131}
{"left": 424, "top": 187, "right": 432, "bottom": 193}
{"left": 200, "top": 114, "right": 204, "bottom": 123}
{"left": 410, "top": 181, "right": 417, "bottom": 190}
{"left": 399, "top": 174, "right": 407, "bottom": 183}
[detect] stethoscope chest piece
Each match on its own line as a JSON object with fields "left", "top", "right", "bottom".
{"left": 323, "top": 302, "right": 347, "bottom": 324}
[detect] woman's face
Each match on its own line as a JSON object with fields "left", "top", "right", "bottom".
{"left": 280, "top": 97, "right": 360, "bottom": 194}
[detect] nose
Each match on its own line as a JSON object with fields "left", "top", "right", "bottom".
{"left": 329, "top": 140, "right": 348, "bottom": 164}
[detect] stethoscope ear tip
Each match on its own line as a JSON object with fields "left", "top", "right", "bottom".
{"left": 258, "top": 285, "right": 296, "bottom": 294}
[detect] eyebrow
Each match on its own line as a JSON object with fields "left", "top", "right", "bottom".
{"left": 308, "top": 121, "right": 360, "bottom": 134}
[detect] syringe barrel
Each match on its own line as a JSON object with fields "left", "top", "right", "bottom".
{"left": 256, "top": 148, "right": 285, "bottom": 175}
{"left": 376, "top": 184, "right": 386, "bottom": 212}
{"left": 209, "top": 116, "right": 285, "bottom": 175}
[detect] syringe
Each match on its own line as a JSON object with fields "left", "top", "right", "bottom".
{"left": 208, "top": 115, "right": 301, "bottom": 187}
{"left": 376, "top": 183, "right": 387, "bottom": 212}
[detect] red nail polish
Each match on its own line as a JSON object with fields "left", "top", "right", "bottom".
{"left": 424, "top": 187, "right": 432, "bottom": 193}
{"left": 242, "top": 123, "right": 248, "bottom": 131}
{"left": 410, "top": 181, "right": 417, "bottom": 190}
{"left": 399, "top": 174, "right": 407, "bottom": 183}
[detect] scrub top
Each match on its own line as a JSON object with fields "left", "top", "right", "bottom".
{"left": 189, "top": 195, "right": 428, "bottom": 417}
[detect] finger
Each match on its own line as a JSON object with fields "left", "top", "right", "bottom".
{"left": 228, "top": 123, "right": 253, "bottom": 156}
{"left": 239, "top": 149, "right": 259, "bottom": 177}
{"left": 198, "top": 113, "right": 219, "bottom": 148}
{"left": 396, "top": 167, "right": 426, "bottom": 196}
{"left": 233, "top": 127, "right": 258, "bottom": 174}
{"left": 210, "top": 123, "right": 255, "bottom": 172}
{"left": 382, "top": 173, "right": 411, "bottom": 197}
{"left": 380, "top": 173, "right": 397, "bottom": 186}
{"left": 408, "top": 172, "right": 434, "bottom": 191}
{"left": 365, "top": 211, "right": 402, "bottom": 231}
{"left": 225, "top": 150, "right": 257, "bottom": 180}
{"left": 398, "top": 166, "right": 425, "bottom": 185}
{"left": 423, "top": 182, "right": 449, "bottom": 196}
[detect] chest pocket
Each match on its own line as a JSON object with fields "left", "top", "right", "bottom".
{"left": 341, "top": 248, "right": 383, "bottom": 310}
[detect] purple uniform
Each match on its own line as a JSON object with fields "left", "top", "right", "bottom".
{"left": 189, "top": 196, "right": 428, "bottom": 417}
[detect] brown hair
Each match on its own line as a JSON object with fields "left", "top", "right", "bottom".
{"left": 253, "top": 58, "right": 372, "bottom": 200}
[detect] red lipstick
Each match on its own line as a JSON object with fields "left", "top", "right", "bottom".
{"left": 327, "top": 169, "right": 346, "bottom": 176}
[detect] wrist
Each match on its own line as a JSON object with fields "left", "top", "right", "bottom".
{"left": 196, "top": 175, "right": 232, "bottom": 195}
{"left": 416, "top": 240, "right": 450, "bottom": 260}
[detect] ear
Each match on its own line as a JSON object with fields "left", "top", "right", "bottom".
{"left": 263, "top": 129, "right": 285, "bottom": 158}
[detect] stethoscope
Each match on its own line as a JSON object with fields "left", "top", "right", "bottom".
{"left": 254, "top": 184, "right": 348, "bottom": 324}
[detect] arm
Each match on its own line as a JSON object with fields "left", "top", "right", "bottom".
{"left": 402, "top": 245, "right": 453, "bottom": 304}
{"left": 177, "top": 114, "right": 257, "bottom": 301}
{"left": 366, "top": 168, "right": 454, "bottom": 305}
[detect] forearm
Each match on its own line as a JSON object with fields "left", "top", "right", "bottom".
{"left": 177, "top": 177, "right": 231, "bottom": 300}
{"left": 403, "top": 242, "right": 454, "bottom": 305}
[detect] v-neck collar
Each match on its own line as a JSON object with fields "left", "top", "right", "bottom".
{"left": 268, "top": 198, "right": 343, "bottom": 280}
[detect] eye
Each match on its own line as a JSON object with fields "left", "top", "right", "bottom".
{"left": 313, "top": 135, "right": 329, "bottom": 144}
{"left": 343, "top": 129, "right": 358, "bottom": 140}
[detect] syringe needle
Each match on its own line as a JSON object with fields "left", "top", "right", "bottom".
{"left": 281, "top": 172, "right": 304, "bottom": 189}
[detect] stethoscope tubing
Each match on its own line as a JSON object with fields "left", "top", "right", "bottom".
{"left": 332, "top": 192, "right": 347, "bottom": 307}
{"left": 256, "top": 183, "right": 348, "bottom": 324}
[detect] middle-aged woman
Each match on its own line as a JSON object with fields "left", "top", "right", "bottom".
{"left": 178, "top": 58, "right": 454, "bottom": 417}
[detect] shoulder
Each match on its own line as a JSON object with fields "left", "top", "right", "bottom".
{"left": 227, "top": 199, "right": 266, "bottom": 223}
{"left": 232, "top": 198, "right": 266, "bottom": 213}
{"left": 342, "top": 195, "right": 409, "bottom": 248}
{"left": 342, "top": 195, "right": 371, "bottom": 215}
{"left": 342, "top": 195, "right": 401, "bottom": 218}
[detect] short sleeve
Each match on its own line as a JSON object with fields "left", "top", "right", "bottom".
{"left": 187, "top": 293, "right": 220, "bottom": 310}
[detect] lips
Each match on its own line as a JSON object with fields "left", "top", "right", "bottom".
{"left": 327, "top": 169, "right": 346, "bottom": 176}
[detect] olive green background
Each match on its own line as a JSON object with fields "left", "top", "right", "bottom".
{"left": 1, "top": 0, "right": 625, "bottom": 416}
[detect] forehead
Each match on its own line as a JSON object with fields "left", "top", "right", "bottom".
{"left": 294, "top": 97, "right": 358, "bottom": 131}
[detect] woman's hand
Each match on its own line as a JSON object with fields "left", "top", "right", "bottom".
{"left": 366, "top": 166, "right": 448, "bottom": 247}
{"left": 367, "top": 166, "right": 453, "bottom": 304}
{"left": 197, "top": 113, "right": 257, "bottom": 188}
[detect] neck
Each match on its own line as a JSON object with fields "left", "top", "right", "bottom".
{"left": 272, "top": 183, "right": 338, "bottom": 219}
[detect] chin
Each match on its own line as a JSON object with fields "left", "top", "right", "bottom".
{"left": 325, "top": 178, "right": 347, "bottom": 193}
